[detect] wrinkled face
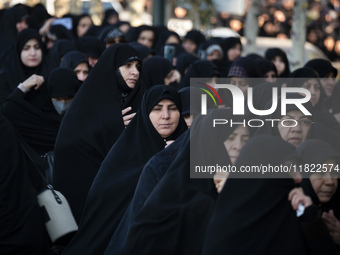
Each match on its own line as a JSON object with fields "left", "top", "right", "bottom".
{"left": 227, "top": 44, "right": 242, "bottom": 62}
{"left": 164, "top": 69, "right": 181, "bottom": 85}
{"left": 138, "top": 30, "right": 154, "bottom": 48}
{"left": 223, "top": 125, "right": 250, "bottom": 165}
{"left": 264, "top": 70, "right": 277, "bottom": 83}
{"left": 20, "top": 38, "right": 42, "bottom": 67}
{"left": 182, "top": 39, "right": 197, "bottom": 54}
{"left": 310, "top": 159, "right": 338, "bottom": 203}
{"left": 118, "top": 60, "right": 141, "bottom": 89}
{"left": 272, "top": 56, "right": 286, "bottom": 76}
{"left": 277, "top": 110, "right": 312, "bottom": 147}
{"left": 16, "top": 19, "right": 28, "bottom": 33}
{"left": 320, "top": 72, "right": 335, "bottom": 98}
{"left": 230, "top": 77, "right": 249, "bottom": 97}
{"left": 301, "top": 78, "right": 320, "bottom": 106}
{"left": 74, "top": 62, "right": 89, "bottom": 82}
{"left": 149, "top": 99, "right": 180, "bottom": 139}
{"left": 77, "top": 16, "right": 92, "bottom": 37}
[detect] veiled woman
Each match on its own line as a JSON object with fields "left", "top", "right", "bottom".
{"left": 62, "top": 85, "right": 187, "bottom": 255}
{"left": 53, "top": 43, "right": 145, "bottom": 224}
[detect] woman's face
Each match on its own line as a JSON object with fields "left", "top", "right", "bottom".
{"left": 264, "top": 70, "right": 277, "bottom": 83}
{"left": 137, "top": 30, "right": 154, "bottom": 48}
{"left": 272, "top": 56, "right": 286, "bottom": 76}
{"left": 77, "top": 16, "right": 92, "bottom": 38}
{"left": 230, "top": 77, "right": 249, "bottom": 97}
{"left": 277, "top": 109, "right": 312, "bottom": 147}
{"left": 164, "top": 69, "right": 181, "bottom": 85}
{"left": 310, "top": 159, "right": 338, "bottom": 203}
{"left": 16, "top": 19, "right": 28, "bottom": 33}
{"left": 20, "top": 38, "right": 42, "bottom": 67}
{"left": 214, "top": 125, "right": 250, "bottom": 193}
{"left": 182, "top": 39, "right": 197, "bottom": 54}
{"left": 119, "top": 60, "right": 141, "bottom": 89}
{"left": 224, "top": 125, "right": 250, "bottom": 165}
{"left": 301, "top": 78, "right": 320, "bottom": 106}
{"left": 320, "top": 72, "right": 335, "bottom": 98}
{"left": 227, "top": 44, "right": 242, "bottom": 62}
{"left": 74, "top": 62, "right": 89, "bottom": 82}
{"left": 149, "top": 99, "right": 180, "bottom": 138}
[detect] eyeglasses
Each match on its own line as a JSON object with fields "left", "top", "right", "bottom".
{"left": 280, "top": 118, "right": 313, "bottom": 127}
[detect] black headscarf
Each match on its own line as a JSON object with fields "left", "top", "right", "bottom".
{"left": 141, "top": 56, "right": 174, "bottom": 89}
{"left": 154, "top": 29, "right": 181, "bottom": 55}
{"left": 255, "top": 58, "right": 278, "bottom": 78}
{"left": 77, "top": 35, "right": 103, "bottom": 59}
{"left": 53, "top": 43, "right": 145, "bottom": 224}
{"left": 221, "top": 36, "right": 242, "bottom": 64}
{"left": 202, "top": 135, "right": 307, "bottom": 255}
{"left": 45, "top": 39, "right": 77, "bottom": 69}
{"left": 117, "top": 109, "right": 245, "bottom": 255}
{"left": 101, "top": 8, "right": 119, "bottom": 28}
{"left": 62, "top": 85, "right": 187, "bottom": 255}
{"left": 125, "top": 25, "right": 155, "bottom": 48}
{"left": 0, "top": 114, "right": 50, "bottom": 254}
{"left": 0, "top": 28, "right": 53, "bottom": 109}
{"left": 129, "top": 41, "right": 155, "bottom": 60}
{"left": 228, "top": 56, "right": 259, "bottom": 79}
{"left": 298, "top": 139, "right": 340, "bottom": 216}
{"left": 0, "top": 5, "right": 28, "bottom": 70}
{"left": 304, "top": 59, "right": 338, "bottom": 78}
{"left": 1, "top": 67, "right": 80, "bottom": 155}
{"left": 288, "top": 67, "right": 340, "bottom": 134}
{"left": 183, "top": 29, "right": 206, "bottom": 53}
{"left": 47, "top": 67, "right": 80, "bottom": 99}
{"left": 71, "top": 14, "right": 93, "bottom": 39}
{"left": 178, "top": 60, "right": 220, "bottom": 90}
{"left": 265, "top": 47, "right": 291, "bottom": 78}
{"left": 176, "top": 52, "right": 199, "bottom": 78}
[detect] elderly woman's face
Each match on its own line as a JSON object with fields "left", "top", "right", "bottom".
{"left": 20, "top": 38, "right": 42, "bottom": 67}
{"left": 277, "top": 109, "right": 312, "bottom": 147}
{"left": 119, "top": 60, "right": 141, "bottom": 89}
{"left": 310, "top": 158, "right": 338, "bottom": 203}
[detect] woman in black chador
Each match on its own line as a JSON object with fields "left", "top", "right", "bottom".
{"left": 53, "top": 43, "right": 145, "bottom": 224}
{"left": 201, "top": 135, "right": 308, "bottom": 255}
{"left": 62, "top": 85, "right": 187, "bottom": 255}
{"left": 0, "top": 114, "right": 51, "bottom": 255}
{"left": 107, "top": 109, "right": 250, "bottom": 255}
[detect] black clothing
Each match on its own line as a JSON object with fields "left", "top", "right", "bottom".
{"left": 53, "top": 44, "right": 145, "bottom": 224}
{"left": 46, "top": 39, "right": 77, "bottom": 69}
{"left": 0, "top": 28, "right": 52, "bottom": 109}
{"left": 176, "top": 52, "right": 198, "bottom": 78}
{"left": 62, "top": 85, "right": 187, "bottom": 255}
{"left": 141, "top": 56, "right": 173, "bottom": 89}
{"left": 0, "top": 114, "right": 50, "bottom": 255}
{"left": 265, "top": 47, "right": 291, "bottom": 78}
{"left": 116, "top": 109, "right": 241, "bottom": 255}
{"left": 202, "top": 135, "right": 306, "bottom": 255}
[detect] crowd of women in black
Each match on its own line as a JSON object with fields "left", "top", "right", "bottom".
{"left": 1, "top": 3, "right": 340, "bottom": 255}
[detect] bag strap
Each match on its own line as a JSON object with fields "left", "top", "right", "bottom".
{"left": 20, "top": 139, "right": 62, "bottom": 204}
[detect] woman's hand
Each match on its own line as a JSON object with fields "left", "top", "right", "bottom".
{"left": 39, "top": 17, "right": 56, "bottom": 37}
{"left": 322, "top": 210, "right": 340, "bottom": 245}
{"left": 21, "top": 74, "right": 44, "bottom": 91}
{"left": 165, "top": 140, "right": 174, "bottom": 147}
{"left": 122, "top": 106, "right": 136, "bottom": 127}
{"left": 288, "top": 187, "right": 312, "bottom": 210}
